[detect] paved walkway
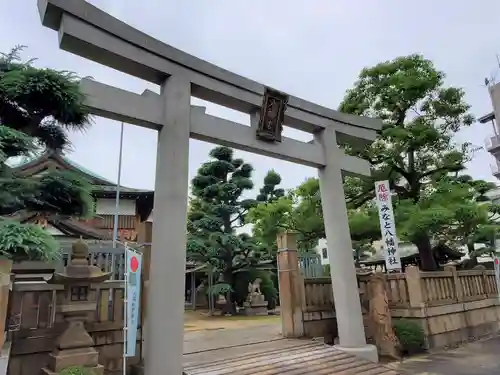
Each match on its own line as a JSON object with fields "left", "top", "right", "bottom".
{"left": 183, "top": 319, "right": 400, "bottom": 374}
{"left": 184, "top": 320, "right": 283, "bottom": 364}
{"left": 388, "top": 336, "right": 500, "bottom": 375}
{"left": 183, "top": 312, "right": 500, "bottom": 374}
{"left": 185, "top": 340, "right": 399, "bottom": 375}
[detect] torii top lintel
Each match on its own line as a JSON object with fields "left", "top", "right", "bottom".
{"left": 38, "top": 0, "right": 382, "bottom": 147}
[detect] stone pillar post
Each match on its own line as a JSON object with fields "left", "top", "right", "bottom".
{"left": 444, "top": 265, "right": 463, "bottom": 302}
{"left": 144, "top": 75, "right": 191, "bottom": 375}
{"left": 315, "top": 127, "right": 378, "bottom": 363}
{"left": 406, "top": 266, "right": 425, "bottom": 307}
{"left": 276, "top": 231, "right": 305, "bottom": 338}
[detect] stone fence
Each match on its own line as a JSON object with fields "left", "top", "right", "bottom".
{"left": 278, "top": 246, "right": 500, "bottom": 349}
{"left": 5, "top": 279, "right": 141, "bottom": 375}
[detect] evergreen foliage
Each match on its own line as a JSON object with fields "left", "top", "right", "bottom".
{"left": 0, "top": 47, "right": 94, "bottom": 260}
{"left": 187, "top": 146, "right": 273, "bottom": 313}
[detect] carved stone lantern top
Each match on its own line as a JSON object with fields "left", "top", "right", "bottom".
{"left": 50, "top": 239, "right": 112, "bottom": 285}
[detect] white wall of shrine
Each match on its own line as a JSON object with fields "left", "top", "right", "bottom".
{"left": 95, "top": 198, "right": 136, "bottom": 215}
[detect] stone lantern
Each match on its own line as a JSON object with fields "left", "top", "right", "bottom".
{"left": 42, "top": 240, "right": 112, "bottom": 375}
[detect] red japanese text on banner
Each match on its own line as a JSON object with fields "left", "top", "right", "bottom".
{"left": 374, "top": 180, "right": 401, "bottom": 271}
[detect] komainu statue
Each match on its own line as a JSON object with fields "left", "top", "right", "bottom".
{"left": 368, "top": 272, "right": 401, "bottom": 359}
{"left": 242, "top": 278, "right": 267, "bottom": 316}
{"left": 248, "top": 278, "right": 262, "bottom": 295}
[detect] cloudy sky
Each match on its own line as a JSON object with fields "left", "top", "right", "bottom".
{"left": 2, "top": 0, "right": 500, "bottom": 193}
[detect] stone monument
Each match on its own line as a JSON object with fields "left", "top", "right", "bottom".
{"left": 42, "top": 240, "right": 111, "bottom": 375}
{"left": 242, "top": 278, "right": 268, "bottom": 316}
{"left": 368, "top": 273, "right": 401, "bottom": 359}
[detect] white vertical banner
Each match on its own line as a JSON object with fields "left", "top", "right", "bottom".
{"left": 125, "top": 248, "right": 142, "bottom": 357}
{"left": 374, "top": 180, "right": 401, "bottom": 271}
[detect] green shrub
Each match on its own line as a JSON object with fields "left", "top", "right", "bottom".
{"left": 259, "top": 271, "right": 278, "bottom": 310}
{"left": 60, "top": 366, "right": 95, "bottom": 375}
{"left": 0, "top": 220, "right": 61, "bottom": 261}
{"left": 393, "top": 319, "right": 426, "bottom": 354}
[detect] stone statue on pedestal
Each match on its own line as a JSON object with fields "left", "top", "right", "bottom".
{"left": 241, "top": 278, "right": 268, "bottom": 316}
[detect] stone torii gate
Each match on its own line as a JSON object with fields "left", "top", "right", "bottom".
{"left": 38, "top": 1, "right": 382, "bottom": 374}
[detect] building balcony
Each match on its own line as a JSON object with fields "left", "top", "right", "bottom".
{"left": 485, "top": 135, "right": 500, "bottom": 159}
{"left": 491, "top": 159, "right": 500, "bottom": 180}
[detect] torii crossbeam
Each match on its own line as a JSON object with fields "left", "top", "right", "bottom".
{"left": 37, "top": 1, "right": 382, "bottom": 374}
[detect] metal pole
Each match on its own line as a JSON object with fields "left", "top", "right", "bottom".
{"left": 113, "top": 122, "right": 125, "bottom": 248}
{"left": 112, "top": 122, "right": 125, "bottom": 281}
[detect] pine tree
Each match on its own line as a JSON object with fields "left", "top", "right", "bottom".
{"left": 0, "top": 47, "right": 93, "bottom": 260}
{"left": 187, "top": 146, "right": 271, "bottom": 314}
{"left": 339, "top": 55, "right": 474, "bottom": 270}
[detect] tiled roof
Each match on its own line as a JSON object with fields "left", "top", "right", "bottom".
{"left": 9, "top": 150, "right": 152, "bottom": 194}
{"left": 61, "top": 155, "right": 116, "bottom": 185}
{"left": 93, "top": 184, "right": 151, "bottom": 194}
{"left": 5, "top": 211, "right": 112, "bottom": 240}
{"left": 362, "top": 242, "right": 464, "bottom": 265}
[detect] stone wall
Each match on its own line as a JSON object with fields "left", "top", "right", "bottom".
{"left": 278, "top": 245, "right": 500, "bottom": 350}
{"left": 302, "top": 278, "right": 337, "bottom": 342}
{"left": 391, "top": 266, "right": 500, "bottom": 349}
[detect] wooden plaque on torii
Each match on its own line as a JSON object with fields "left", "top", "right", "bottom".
{"left": 256, "top": 88, "right": 289, "bottom": 143}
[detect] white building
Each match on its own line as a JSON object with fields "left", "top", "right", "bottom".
{"left": 482, "top": 82, "right": 500, "bottom": 179}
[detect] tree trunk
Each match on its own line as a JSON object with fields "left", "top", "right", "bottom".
{"left": 414, "top": 234, "right": 438, "bottom": 271}
{"left": 221, "top": 270, "right": 236, "bottom": 315}
{"left": 463, "top": 243, "right": 478, "bottom": 269}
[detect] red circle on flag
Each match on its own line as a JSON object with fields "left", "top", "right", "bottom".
{"left": 495, "top": 258, "right": 499, "bottom": 265}
{"left": 130, "top": 256, "right": 139, "bottom": 272}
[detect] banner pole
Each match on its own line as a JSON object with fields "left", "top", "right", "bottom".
{"left": 123, "top": 246, "right": 128, "bottom": 375}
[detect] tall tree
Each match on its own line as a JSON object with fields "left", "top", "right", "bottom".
{"left": 435, "top": 176, "right": 500, "bottom": 267}
{"left": 247, "top": 195, "right": 293, "bottom": 252}
{"left": 348, "top": 206, "right": 379, "bottom": 266}
{"left": 291, "top": 178, "right": 324, "bottom": 250}
{"left": 247, "top": 170, "right": 287, "bottom": 253}
{"left": 186, "top": 146, "right": 270, "bottom": 314}
{"left": 0, "top": 47, "right": 94, "bottom": 260}
{"left": 0, "top": 46, "right": 90, "bottom": 150}
{"left": 248, "top": 178, "right": 323, "bottom": 253}
{"left": 339, "top": 54, "right": 474, "bottom": 270}
{"left": 256, "top": 170, "right": 285, "bottom": 203}
{"left": 248, "top": 177, "right": 381, "bottom": 258}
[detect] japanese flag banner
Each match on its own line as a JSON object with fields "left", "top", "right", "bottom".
{"left": 125, "top": 248, "right": 142, "bottom": 357}
{"left": 374, "top": 180, "right": 402, "bottom": 271}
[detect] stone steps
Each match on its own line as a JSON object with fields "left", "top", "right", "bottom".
{"left": 184, "top": 340, "right": 401, "bottom": 375}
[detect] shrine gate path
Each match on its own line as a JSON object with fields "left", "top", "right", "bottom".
{"left": 183, "top": 322, "right": 401, "bottom": 375}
